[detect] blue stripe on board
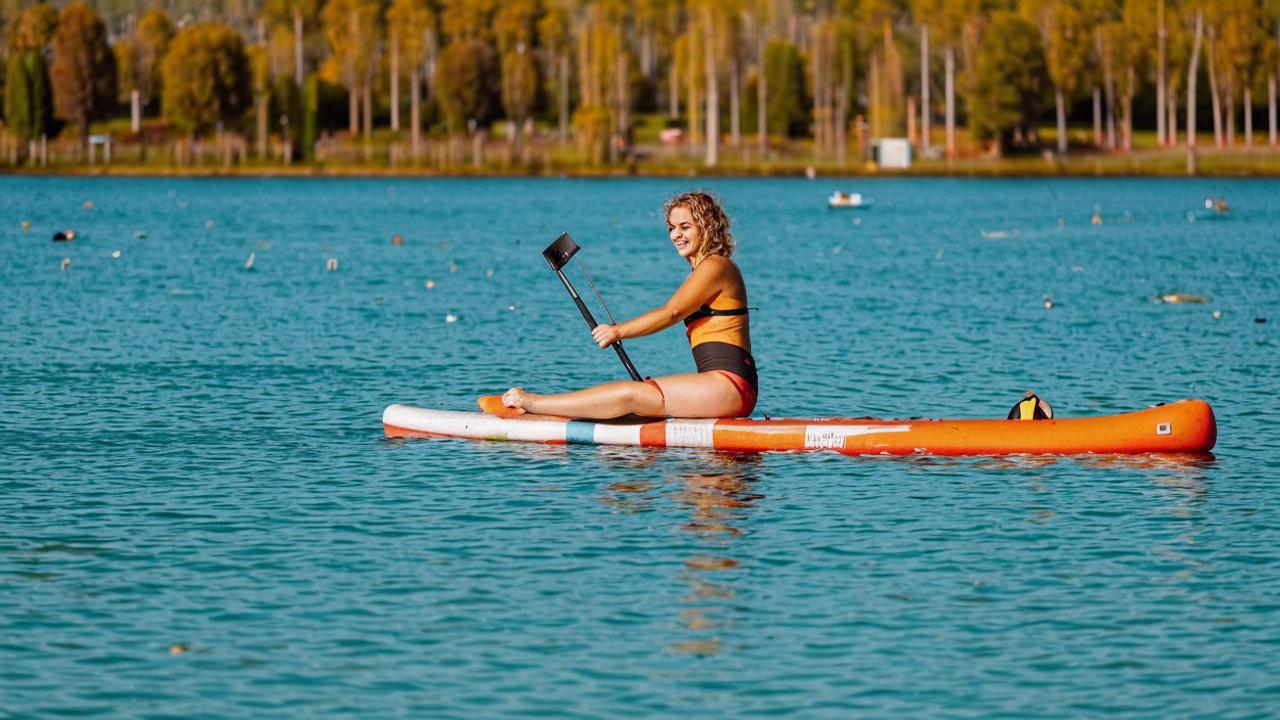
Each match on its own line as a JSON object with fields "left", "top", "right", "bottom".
{"left": 565, "top": 420, "right": 597, "bottom": 444}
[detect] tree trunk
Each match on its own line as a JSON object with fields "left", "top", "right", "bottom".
{"left": 348, "top": 73, "right": 359, "bottom": 135}
{"left": 1270, "top": 73, "right": 1277, "bottom": 147}
{"left": 730, "top": 58, "right": 741, "bottom": 148}
{"left": 1167, "top": 86, "right": 1178, "bottom": 145}
{"left": 944, "top": 44, "right": 955, "bottom": 160}
{"left": 411, "top": 67, "right": 421, "bottom": 158}
{"left": 706, "top": 20, "right": 719, "bottom": 169}
{"left": 1207, "top": 35, "right": 1222, "bottom": 147}
{"left": 669, "top": 56, "right": 679, "bottom": 119}
{"left": 1244, "top": 86, "right": 1252, "bottom": 147}
{"left": 1187, "top": 10, "right": 1203, "bottom": 174}
{"left": 363, "top": 83, "right": 373, "bottom": 142}
{"left": 757, "top": 30, "right": 767, "bottom": 157}
{"left": 837, "top": 45, "right": 851, "bottom": 167}
{"left": 1123, "top": 65, "right": 1134, "bottom": 151}
{"left": 1056, "top": 88, "right": 1067, "bottom": 153}
{"left": 559, "top": 54, "right": 570, "bottom": 141}
{"left": 920, "top": 25, "right": 930, "bottom": 156}
{"left": 294, "top": 12, "right": 305, "bottom": 87}
{"left": 1093, "top": 86, "right": 1102, "bottom": 147}
{"left": 390, "top": 30, "right": 400, "bottom": 132}
{"left": 1225, "top": 83, "right": 1234, "bottom": 147}
{"left": 1157, "top": 0, "right": 1166, "bottom": 146}
{"left": 257, "top": 95, "right": 268, "bottom": 158}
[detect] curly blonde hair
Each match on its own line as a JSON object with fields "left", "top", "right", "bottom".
{"left": 664, "top": 191, "right": 735, "bottom": 261}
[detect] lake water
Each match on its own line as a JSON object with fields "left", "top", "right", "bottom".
{"left": 2, "top": 176, "right": 1278, "bottom": 717}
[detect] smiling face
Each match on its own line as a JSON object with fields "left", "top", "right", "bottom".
{"left": 667, "top": 206, "right": 702, "bottom": 262}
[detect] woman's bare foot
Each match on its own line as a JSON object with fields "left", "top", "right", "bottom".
{"left": 502, "top": 387, "right": 534, "bottom": 413}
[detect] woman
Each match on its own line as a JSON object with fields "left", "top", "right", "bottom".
{"left": 499, "top": 191, "right": 757, "bottom": 419}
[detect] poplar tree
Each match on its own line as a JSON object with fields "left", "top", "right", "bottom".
{"left": 387, "top": 0, "right": 435, "bottom": 156}
{"left": 967, "top": 12, "right": 1047, "bottom": 155}
{"left": 495, "top": 0, "right": 541, "bottom": 161}
{"left": 50, "top": 0, "right": 114, "bottom": 147}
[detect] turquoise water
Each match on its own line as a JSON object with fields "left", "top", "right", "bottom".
{"left": 2, "top": 176, "right": 1278, "bottom": 717}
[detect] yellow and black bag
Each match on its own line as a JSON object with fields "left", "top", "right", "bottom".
{"left": 1008, "top": 392, "right": 1054, "bottom": 420}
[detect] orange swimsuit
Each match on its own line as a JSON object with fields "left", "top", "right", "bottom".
{"left": 682, "top": 277, "right": 757, "bottom": 417}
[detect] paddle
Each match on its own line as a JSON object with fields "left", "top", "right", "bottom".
{"left": 543, "top": 232, "right": 643, "bottom": 382}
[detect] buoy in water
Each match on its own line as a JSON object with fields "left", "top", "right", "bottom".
{"left": 391, "top": 234, "right": 404, "bottom": 246}
{"left": 21, "top": 220, "right": 31, "bottom": 232}
{"left": 326, "top": 258, "right": 338, "bottom": 271}
{"left": 425, "top": 279, "right": 436, "bottom": 289}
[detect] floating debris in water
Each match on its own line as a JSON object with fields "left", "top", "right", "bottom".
{"left": 445, "top": 313, "right": 458, "bottom": 323}
{"left": 506, "top": 304, "right": 516, "bottom": 311}
{"left": 111, "top": 250, "right": 121, "bottom": 258}
{"left": 425, "top": 279, "right": 436, "bottom": 289}
{"left": 244, "top": 252, "right": 255, "bottom": 270}
{"left": 684, "top": 556, "right": 738, "bottom": 571}
{"left": 485, "top": 267, "right": 494, "bottom": 277}
{"left": 21, "top": 220, "right": 31, "bottom": 231}
{"left": 82, "top": 200, "right": 94, "bottom": 210}
{"left": 326, "top": 258, "right": 339, "bottom": 271}
{"left": 169, "top": 643, "right": 189, "bottom": 655}
{"left": 391, "top": 234, "right": 404, "bottom": 246}
{"left": 1071, "top": 265, "right": 1084, "bottom": 273}
{"left": 1043, "top": 295, "right": 1054, "bottom": 310}
{"left": 1159, "top": 293, "right": 1207, "bottom": 304}
{"left": 60, "top": 257, "right": 71, "bottom": 271}
{"left": 1213, "top": 310, "right": 1222, "bottom": 320}
{"left": 53, "top": 230, "right": 76, "bottom": 242}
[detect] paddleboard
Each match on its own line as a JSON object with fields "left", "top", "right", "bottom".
{"left": 382, "top": 398, "right": 1216, "bottom": 456}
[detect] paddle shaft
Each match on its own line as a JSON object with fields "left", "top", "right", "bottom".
{"left": 552, "top": 267, "right": 643, "bottom": 382}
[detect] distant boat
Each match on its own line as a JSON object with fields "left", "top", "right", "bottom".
{"left": 828, "top": 191, "right": 872, "bottom": 209}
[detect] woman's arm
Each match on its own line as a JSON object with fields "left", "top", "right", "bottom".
{"left": 590, "top": 257, "right": 729, "bottom": 347}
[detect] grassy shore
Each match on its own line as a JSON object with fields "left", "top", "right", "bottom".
{"left": 5, "top": 119, "right": 1280, "bottom": 178}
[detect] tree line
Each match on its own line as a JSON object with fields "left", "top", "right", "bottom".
{"left": 2, "top": 0, "right": 1279, "bottom": 167}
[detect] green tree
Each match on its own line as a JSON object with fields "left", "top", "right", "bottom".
{"left": 434, "top": 39, "right": 498, "bottom": 135}
{"left": 763, "top": 38, "right": 806, "bottom": 137}
{"left": 50, "top": 0, "right": 114, "bottom": 147}
{"left": 162, "top": 23, "right": 251, "bottom": 135}
{"left": 4, "top": 49, "right": 52, "bottom": 145}
{"left": 966, "top": 11, "right": 1047, "bottom": 155}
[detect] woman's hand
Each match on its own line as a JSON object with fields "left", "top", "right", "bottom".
{"left": 591, "top": 323, "right": 622, "bottom": 348}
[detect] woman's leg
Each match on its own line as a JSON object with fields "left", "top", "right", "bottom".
{"left": 505, "top": 379, "right": 665, "bottom": 419}
{"left": 504, "top": 372, "right": 743, "bottom": 419}
{"left": 641, "top": 372, "right": 743, "bottom": 418}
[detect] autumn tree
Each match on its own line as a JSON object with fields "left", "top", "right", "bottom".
{"left": 133, "top": 9, "right": 173, "bottom": 115}
{"left": 1023, "top": 0, "right": 1088, "bottom": 153}
{"left": 495, "top": 0, "right": 541, "bottom": 161}
{"left": 262, "top": 0, "right": 318, "bottom": 87}
{"left": 50, "top": 0, "right": 114, "bottom": 148}
{"left": 387, "top": 0, "right": 435, "bottom": 156}
{"left": 322, "top": 0, "right": 381, "bottom": 139}
{"left": 162, "top": 23, "right": 251, "bottom": 135}
{"left": 434, "top": 40, "right": 499, "bottom": 149}
{"left": 966, "top": 11, "right": 1047, "bottom": 155}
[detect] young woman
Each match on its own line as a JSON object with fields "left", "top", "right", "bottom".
{"left": 499, "top": 191, "right": 757, "bottom": 419}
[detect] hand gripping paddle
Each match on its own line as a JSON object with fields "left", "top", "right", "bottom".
{"left": 543, "top": 232, "right": 643, "bottom": 382}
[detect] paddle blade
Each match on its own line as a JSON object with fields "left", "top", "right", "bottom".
{"left": 542, "top": 232, "right": 580, "bottom": 271}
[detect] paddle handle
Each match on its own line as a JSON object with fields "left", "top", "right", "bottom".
{"left": 553, "top": 268, "right": 643, "bottom": 382}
